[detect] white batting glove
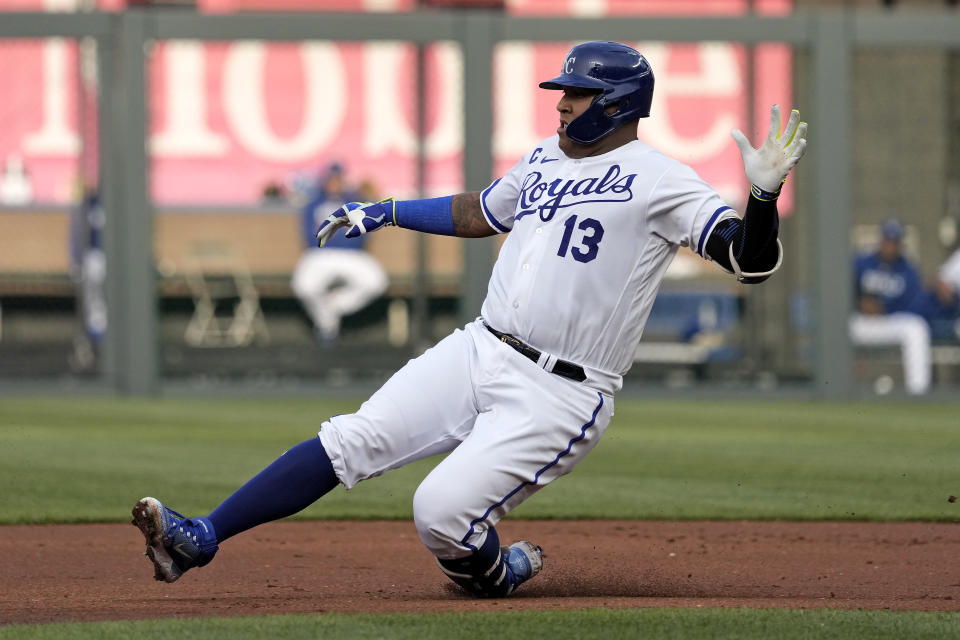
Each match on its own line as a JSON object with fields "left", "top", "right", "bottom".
{"left": 315, "top": 199, "right": 394, "bottom": 247}
{"left": 731, "top": 104, "right": 807, "bottom": 197}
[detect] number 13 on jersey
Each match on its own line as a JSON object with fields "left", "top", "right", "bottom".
{"left": 557, "top": 215, "right": 604, "bottom": 263}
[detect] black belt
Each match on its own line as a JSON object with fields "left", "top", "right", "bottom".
{"left": 484, "top": 324, "right": 586, "bottom": 382}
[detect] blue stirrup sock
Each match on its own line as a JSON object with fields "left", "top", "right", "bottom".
{"left": 392, "top": 195, "right": 456, "bottom": 236}
{"left": 436, "top": 527, "right": 517, "bottom": 598}
{"left": 206, "top": 437, "right": 339, "bottom": 543}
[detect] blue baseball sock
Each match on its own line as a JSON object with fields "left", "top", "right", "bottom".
{"left": 206, "top": 437, "right": 339, "bottom": 542}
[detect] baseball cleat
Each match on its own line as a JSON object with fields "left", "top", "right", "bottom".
{"left": 131, "top": 497, "right": 219, "bottom": 583}
{"left": 503, "top": 540, "right": 543, "bottom": 590}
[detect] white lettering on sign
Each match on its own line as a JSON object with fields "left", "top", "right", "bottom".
{"left": 23, "top": 39, "right": 79, "bottom": 156}
{"left": 44, "top": 0, "right": 80, "bottom": 12}
{"left": 363, "top": 0, "right": 402, "bottom": 11}
{"left": 424, "top": 43, "right": 462, "bottom": 158}
{"left": 363, "top": 42, "right": 416, "bottom": 156}
{"left": 2, "top": 32, "right": 788, "bottom": 204}
{"left": 570, "top": 0, "right": 607, "bottom": 17}
{"left": 638, "top": 42, "right": 740, "bottom": 162}
{"left": 362, "top": 42, "right": 462, "bottom": 158}
{"left": 223, "top": 41, "right": 345, "bottom": 162}
{"left": 494, "top": 42, "right": 540, "bottom": 158}
{"left": 152, "top": 41, "right": 230, "bottom": 156}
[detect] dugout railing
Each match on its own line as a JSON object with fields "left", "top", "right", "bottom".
{"left": 1, "top": 8, "right": 959, "bottom": 397}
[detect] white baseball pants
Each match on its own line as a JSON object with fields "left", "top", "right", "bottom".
{"left": 849, "top": 312, "right": 931, "bottom": 395}
{"left": 291, "top": 248, "right": 388, "bottom": 338}
{"left": 318, "top": 319, "right": 614, "bottom": 559}
{"left": 81, "top": 249, "right": 107, "bottom": 337}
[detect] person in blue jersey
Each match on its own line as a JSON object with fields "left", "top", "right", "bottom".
{"left": 849, "top": 219, "right": 931, "bottom": 394}
{"left": 291, "top": 163, "right": 388, "bottom": 344}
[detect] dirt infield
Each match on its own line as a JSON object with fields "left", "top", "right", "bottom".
{"left": 2, "top": 520, "right": 958, "bottom": 625}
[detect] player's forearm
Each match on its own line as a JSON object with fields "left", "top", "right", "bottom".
{"left": 705, "top": 192, "right": 781, "bottom": 283}
{"left": 737, "top": 193, "right": 780, "bottom": 264}
{"left": 392, "top": 192, "right": 496, "bottom": 238}
{"left": 316, "top": 192, "right": 497, "bottom": 246}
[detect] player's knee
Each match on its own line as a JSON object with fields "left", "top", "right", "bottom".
{"left": 903, "top": 316, "right": 931, "bottom": 343}
{"left": 290, "top": 274, "right": 310, "bottom": 298}
{"left": 372, "top": 269, "right": 389, "bottom": 295}
{"left": 412, "top": 483, "right": 445, "bottom": 542}
{"left": 412, "top": 482, "right": 462, "bottom": 556}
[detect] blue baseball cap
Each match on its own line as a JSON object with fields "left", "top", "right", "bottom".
{"left": 881, "top": 219, "right": 904, "bottom": 241}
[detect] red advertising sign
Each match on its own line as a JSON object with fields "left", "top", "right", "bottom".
{"left": 0, "top": 0, "right": 793, "bottom": 211}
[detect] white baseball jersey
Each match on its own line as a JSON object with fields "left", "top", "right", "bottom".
{"left": 939, "top": 249, "right": 960, "bottom": 293}
{"left": 479, "top": 136, "right": 737, "bottom": 394}
{"left": 319, "top": 135, "right": 738, "bottom": 561}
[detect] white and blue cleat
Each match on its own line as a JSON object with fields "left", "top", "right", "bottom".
{"left": 503, "top": 541, "right": 544, "bottom": 591}
{"left": 131, "top": 497, "right": 219, "bottom": 583}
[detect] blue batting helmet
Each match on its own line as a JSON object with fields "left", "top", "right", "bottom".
{"left": 539, "top": 41, "right": 654, "bottom": 145}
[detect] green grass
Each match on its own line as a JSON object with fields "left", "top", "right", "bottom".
{"left": 3, "top": 396, "right": 958, "bottom": 638}
{"left": 0, "top": 396, "right": 958, "bottom": 524}
{"left": 2, "top": 608, "right": 959, "bottom": 640}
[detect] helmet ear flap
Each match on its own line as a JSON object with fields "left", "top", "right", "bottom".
{"left": 565, "top": 100, "right": 617, "bottom": 145}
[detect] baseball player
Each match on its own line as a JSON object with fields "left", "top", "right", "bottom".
{"left": 849, "top": 219, "right": 931, "bottom": 394}
{"left": 133, "top": 41, "right": 807, "bottom": 597}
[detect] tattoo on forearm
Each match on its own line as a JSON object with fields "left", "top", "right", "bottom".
{"left": 451, "top": 192, "right": 496, "bottom": 238}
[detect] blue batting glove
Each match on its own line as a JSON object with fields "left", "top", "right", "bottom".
{"left": 344, "top": 199, "right": 395, "bottom": 239}
{"left": 316, "top": 199, "right": 395, "bottom": 247}
{"left": 315, "top": 201, "right": 361, "bottom": 247}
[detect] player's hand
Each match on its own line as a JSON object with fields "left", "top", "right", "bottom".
{"left": 731, "top": 104, "right": 807, "bottom": 195}
{"left": 316, "top": 199, "right": 395, "bottom": 247}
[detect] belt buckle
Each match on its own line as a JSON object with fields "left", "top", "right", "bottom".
{"left": 501, "top": 334, "right": 520, "bottom": 348}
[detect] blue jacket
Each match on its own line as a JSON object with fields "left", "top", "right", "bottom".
{"left": 853, "top": 252, "right": 925, "bottom": 315}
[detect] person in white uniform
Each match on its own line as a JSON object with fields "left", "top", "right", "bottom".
{"left": 132, "top": 41, "right": 808, "bottom": 598}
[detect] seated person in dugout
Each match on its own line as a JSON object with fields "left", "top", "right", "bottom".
{"left": 850, "top": 219, "right": 931, "bottom": 395}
